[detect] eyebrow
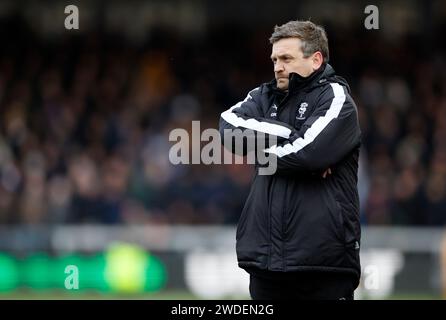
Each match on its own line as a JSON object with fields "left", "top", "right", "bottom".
{"left": 270, "top": 54, "right": 293, "bottom": 60}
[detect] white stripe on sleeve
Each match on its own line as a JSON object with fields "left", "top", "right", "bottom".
{"left": 264, "top": 83, "right": 346, "bottom": 157}
{"left": 221, "top": 88, "right": 292, "bottom": 139}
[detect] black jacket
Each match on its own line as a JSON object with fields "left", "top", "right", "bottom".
{"left": 219, "top": 64, "right": 362, "bottom": 284}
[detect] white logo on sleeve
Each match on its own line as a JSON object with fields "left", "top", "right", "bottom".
{"left": 296, "top": 102, "right": 308, "bottom": 120}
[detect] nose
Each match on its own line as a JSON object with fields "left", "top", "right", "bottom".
{"left": 274, "top": 61, "right": 284, "bottom": 73}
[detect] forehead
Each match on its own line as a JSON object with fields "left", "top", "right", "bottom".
{"left": 271, "top": 38, "right": 302, "bottom": 57}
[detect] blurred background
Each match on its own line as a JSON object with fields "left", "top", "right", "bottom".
{"left": 0, "top": 0, "right": 446, "bottom": 299}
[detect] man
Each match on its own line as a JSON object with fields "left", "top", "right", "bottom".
{"left": 219, "top": 20, "right": 361, "bottom": 300}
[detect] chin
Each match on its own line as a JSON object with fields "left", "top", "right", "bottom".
{"left": 276, "top": 80, "right": 288, "bottom": 90}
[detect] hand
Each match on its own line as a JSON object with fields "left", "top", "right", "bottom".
{"left": 322, "top": 168, "right": 332, "bottom": 179}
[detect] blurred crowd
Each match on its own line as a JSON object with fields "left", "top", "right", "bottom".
{"left": 0, "top": 17, "right": 445, "bottom": 226}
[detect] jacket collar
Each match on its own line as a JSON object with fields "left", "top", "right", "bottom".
{"left": 268, "top": 63, "right": 337, "bottom": 95}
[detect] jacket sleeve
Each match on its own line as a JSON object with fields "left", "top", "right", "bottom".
{"left": 219, "top": 87, "right": 296, "bottom": 156}
{"left": 264, "top": 82, "right": 361, "bottom": 172}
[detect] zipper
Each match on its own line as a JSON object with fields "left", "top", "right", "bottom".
{"left": 276, "top": 93, "right": 290, "bottom": 118}
{"left": 281, "top": 181, "right": 289, "bottom": 272}
{"left": 277, "top": 92, "right": 304, "bottom": 126}
{"left": 267, "top": 178, "right": 276, "bottom": 270}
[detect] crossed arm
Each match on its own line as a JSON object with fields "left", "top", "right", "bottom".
{"left": 219, "top": 84, "right": 361, "bottom": 176}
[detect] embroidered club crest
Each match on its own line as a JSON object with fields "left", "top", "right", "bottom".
{"left": 297, "top": 102, "right": 308, "bottom": 120}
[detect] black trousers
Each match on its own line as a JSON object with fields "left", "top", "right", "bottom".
{"left": 249, "top": 271, "right": 356, "bottom": 300}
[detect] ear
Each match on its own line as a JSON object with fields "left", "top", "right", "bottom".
{"left": 312, "top": 51, "right": 323, "bottom": 71}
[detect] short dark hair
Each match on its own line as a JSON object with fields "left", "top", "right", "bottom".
{"left": 269, "top": 20, "right": 329, "bottom": 63}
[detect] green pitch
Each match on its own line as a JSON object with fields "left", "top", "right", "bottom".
{"left": 0, "top": 289, "right": 251, "bottom": 300}
{"left": 0, "top": 290, "right": 441, "bottom": 300}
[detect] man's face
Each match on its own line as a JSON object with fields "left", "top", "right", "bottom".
{"left": 271, "top": 37, "right": 316, "bottom": 91}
